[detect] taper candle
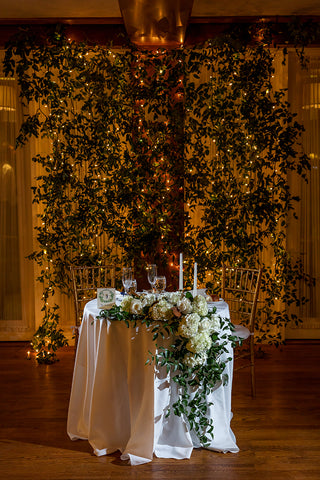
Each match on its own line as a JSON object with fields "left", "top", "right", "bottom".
{"left": 193, "top": 262, "right": 197, "bottom": 297}
{"left": 179, "top": 253, "right": 183, "bottom": 290}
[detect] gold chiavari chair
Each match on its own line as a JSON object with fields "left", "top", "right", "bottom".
{"left": 70, "top": 264, "right": 116, "bottom": 347}
{"left": 221, "top": 265, "right": 263, "bottom": 397}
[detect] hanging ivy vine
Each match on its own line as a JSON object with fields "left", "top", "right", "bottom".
{"left": 3, "top": 21, "right": 317, "bottom": 362}
{"left": 182, "top": 39, "right": 313, "bottom": 344}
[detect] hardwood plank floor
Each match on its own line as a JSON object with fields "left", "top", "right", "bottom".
{"left": 0, "top": 341, "right": 319, "bottom": 480}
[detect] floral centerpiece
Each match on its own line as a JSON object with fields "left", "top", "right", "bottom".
{"left": 99, "top": 291, "right": 238, "bottom": 446}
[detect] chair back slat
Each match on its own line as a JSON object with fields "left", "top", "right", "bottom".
{"left": 70, "top": 264, "right": 117, "bottom": 327}
{"left": 221, "top": 266, "right": 263, "bottom": 333}
{"left": 219, "top": 265, "right": 263, "bottom": 397}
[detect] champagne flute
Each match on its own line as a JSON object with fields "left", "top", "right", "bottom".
{"left": 146, "top": 264, "right": 157, "bottom": 292}
{"left": 122, "top": 267, "right": 133, "bottom": 294}
{"left": 154, "top": 276, "right": 166, "bottom": 295}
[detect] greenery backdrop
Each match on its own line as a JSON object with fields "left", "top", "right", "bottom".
{"left": 3, "top": 22, "right": 317, "bottom": 362}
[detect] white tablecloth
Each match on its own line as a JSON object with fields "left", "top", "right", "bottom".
{"left": 67, "top": 297, "right": 239, "bottom": 465}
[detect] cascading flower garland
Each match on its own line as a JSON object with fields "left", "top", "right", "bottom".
{"left": 99, "top": 291, "right": 239, "bottom": 445}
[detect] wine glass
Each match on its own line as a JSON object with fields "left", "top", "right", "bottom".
{"left": 128, "top": 279, "right": 137, "bottom": 295}
{"left": 122, "top": 267, "right": 133, "bottom": 294}
{"left": 146, "top": 264, "right": 157, "bottom": 291}
{"left": 154, "top": 276, "right": 166, "bottom": 295}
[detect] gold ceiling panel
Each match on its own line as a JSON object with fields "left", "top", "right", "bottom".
{"left": 118, "top": 0, "right": 194, "bottom": 47}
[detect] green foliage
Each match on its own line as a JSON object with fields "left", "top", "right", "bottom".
{"left": 182, "top": 41, "right": 313, "bottom": 343}
{"left": 3, "top": 22, "right": 315, "bottom": 361}
{"left": 30, "top": 304, "right": 68, "bottom": 364}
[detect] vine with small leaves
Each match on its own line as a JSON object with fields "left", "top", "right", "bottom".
{"left": 3, "top": 20, "right": 319, "bottom": 362}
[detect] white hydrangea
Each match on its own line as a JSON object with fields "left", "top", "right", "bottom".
{"left": 178, "top": 313, "right": 200, "bottom": 338}
{"left": 176, "top": 297, "right": 193, "bottom": 314}
{"left": 183, "top": 351, "right": 208, "bottom": 368}
{"left": 192, "top": 294, "right": 209, "bottom": 316}
{"left": 130, "top": 299, "right": 143, "bottom": 315}
{"left": 165, "top": 292, "right": 183, "bottom": 305}
{"left": 186, "top": 331, "right": 212, "bottom": 354}
{"left": 151, "top": 298, "right": 173, "bottom": 321}
{"left": 198, "top": 315, "right": 220, "bottom": 334}
{"left": 120, "top": 296, "right": 133, "bottom": 313}
{"left": 141, "top": 293, "right": 157, "bottom": 308}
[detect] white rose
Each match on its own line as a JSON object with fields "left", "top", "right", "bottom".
{"left": 120, "top": 296, "right": 133, "bottom": 313}
{"left": 186, "top": 331, "right": 212, "bottom": 354}
{"left": 130, "top": 299, "right": 143, "bottom": 315}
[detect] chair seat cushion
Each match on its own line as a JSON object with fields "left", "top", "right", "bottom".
{"left": 233, "top": 324, "right": 251, "bottom": 340}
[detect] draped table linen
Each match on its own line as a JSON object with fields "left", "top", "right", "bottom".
{"left": 67, "top": 297, "right": 239, "bottom": 465}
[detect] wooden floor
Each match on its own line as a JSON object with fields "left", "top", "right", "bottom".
{"left": 0, "top": 341, "right": 319, "bottom": 480}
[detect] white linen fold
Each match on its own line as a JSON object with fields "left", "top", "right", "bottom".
{"left": 120, "top": 453, "right": 153, "bottom": 466}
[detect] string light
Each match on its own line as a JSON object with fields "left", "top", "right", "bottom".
{"left": 14, "top": 35, "right": 306, "bottom": 365}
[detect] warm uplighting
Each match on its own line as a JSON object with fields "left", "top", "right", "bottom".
{"left": 302, "top": 82, "right": 320, "bottom": 109}
{"left": 0, "top": 81, "right": 16, "bottom": 115}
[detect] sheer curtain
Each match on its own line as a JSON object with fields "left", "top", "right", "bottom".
{"left": 0, "top": 51, "right": 34, "bottom": 339}
{"left": 0, "top": 75, "right": 21, "bottom": 321}
{"left": 287, "top": 49, "right": 320, "bottom": 337}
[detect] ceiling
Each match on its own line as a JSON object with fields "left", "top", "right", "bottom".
{"left": 0, "top": 0, "right": 320, "bottom": 20}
